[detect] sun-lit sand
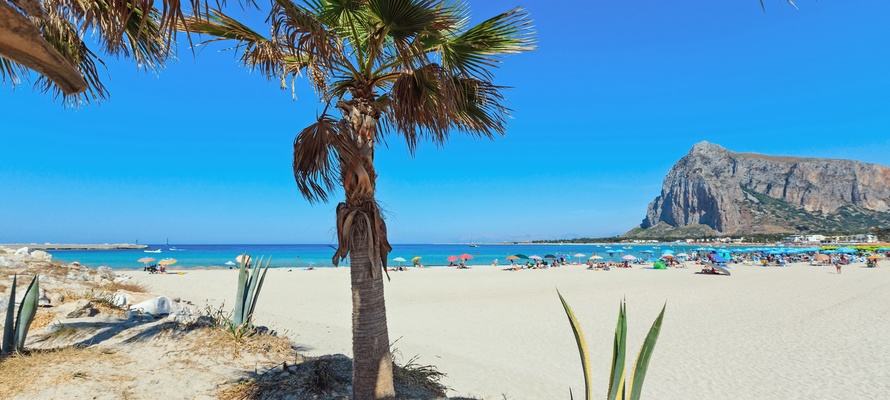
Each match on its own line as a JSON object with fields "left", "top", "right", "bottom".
{"left": 131, "top": 261, "right": 890, "bottom": 399}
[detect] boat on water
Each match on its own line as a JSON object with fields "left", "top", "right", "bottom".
{"left": 469, "top": 243, "right": 478, "bottom": 248}
{"left": 144, "top": 249, "right": 162, "bottom": 253}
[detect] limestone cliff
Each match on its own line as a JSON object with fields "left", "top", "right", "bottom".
{"left": 633, "top": 141, "right": 890, "bottom": 236}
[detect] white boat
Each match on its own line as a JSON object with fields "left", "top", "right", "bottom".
{"left": 144, "top": 249, "right": 162, "bottom": 253}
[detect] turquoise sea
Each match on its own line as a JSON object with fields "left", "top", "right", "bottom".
{"left": 45, "top": 243, "right": 717, "bottom": 270}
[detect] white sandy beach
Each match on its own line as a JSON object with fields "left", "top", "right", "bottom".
{"left": 131, "top": 261, "right": 890, "bottom": 399}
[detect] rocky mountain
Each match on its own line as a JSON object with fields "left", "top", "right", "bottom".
{"left": 625, "top": 141, "right": 890, "bottom": 238}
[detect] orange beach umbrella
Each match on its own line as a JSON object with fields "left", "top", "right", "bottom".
{"left": 138, "top": 257, "right": 155, "bottom": 263}
{"left": 158, "top": 258, "right": 177, "bottom": 265}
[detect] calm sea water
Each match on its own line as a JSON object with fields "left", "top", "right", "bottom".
{"left": 44, "top": 243, "right": 724, "bottom": 270}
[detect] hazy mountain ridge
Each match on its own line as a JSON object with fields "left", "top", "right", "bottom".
{"left": 626, "top": 141, "right": 890, "bottom": 237}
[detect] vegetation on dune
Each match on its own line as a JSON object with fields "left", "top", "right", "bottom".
{"left": 2, "top": 275, "right": 40, "bottom": 355}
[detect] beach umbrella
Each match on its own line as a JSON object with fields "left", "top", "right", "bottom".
{"left": 411, "top": 256, "right": 422, "bottom": 264}
{"left": 573, "top": 253, "right": 585, "bottom": 263}
{"left": 589, "top": 255, "right": 604, "bottom": 260}
{"left": 505, "top": 255, "right": 520, "bottom": 261}
{"left": 866, "top": 255, "right": 884, "bottom": 260}
{"left": 622, "top": 255, "right": 637, "bottom": 261}
{"left": 512, "top": 253, "right": 529, "bottom": 259}
{"left": 459, "top": 253, "right": 474, "bottom": 260}
{"left": 813, "top": 254, "right": 830, "bottom": 262}
{"left": 877, "top": 247, "right": 890, "bottom": 252}
{"left": 662, "top": 249, "right": 675, "bottom": 255}
{"left": 137, "top": 257, "right": 155, "bottom": 263}
{"left": 224, "top": 261, "right": 237, "bottom": 266}
{"left": 544, "top": 254, "right": 557, "bottom": 259}
{"left": 836, "top": 247, "right": 858, "bottom": 254}
{"left": 529, "top": 255, "right": 543, "bottom": 260}
{"left": 616, "top": 249, "right": 625, "bottom": 254}
{"left": 447, "top": 255, "right": 459, "bottom": 262}
{"left": 235, "top": 254, "right": 251, "bottom": 264}
{"left": 661, "top": 254, "right": 675, "bottom": 259}
{"left": 393, "top": 257, "right": 407, "bottom": 266}
{"left": 158, "top": 258, "right": 177, "bottom": 265}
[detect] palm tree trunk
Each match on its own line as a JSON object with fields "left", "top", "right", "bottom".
{"left": 350, "top": 228, "right": 395, "bottom": 399}
{"left": 338, "top": 98, "right": 395, "bottom": 399}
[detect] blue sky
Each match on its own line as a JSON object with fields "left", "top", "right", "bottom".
{"left": 2, "top": 0, "right": 889, "bottom": 244}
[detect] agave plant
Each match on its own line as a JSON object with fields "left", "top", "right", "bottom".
{"left": 558, "top": 291, "right": 666, "bottom": 400}
{"left": 230, "top": 255, "right": 270, "bottom": 336}
{"left": 2, "top": 275, "right": 40, "bottom": 354}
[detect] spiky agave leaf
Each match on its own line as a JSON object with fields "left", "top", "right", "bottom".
{"left": 608, "top": 301, "right": 627, "bottom": 400}
{"left": 627, "top": 303, "right": 667, "bottom": 400}
{"left": 14, "top": 275, "right": 39, "bottom": 352}
{"left": 245, "top": 256, "right": 271, "bottom": 325}
{"left": 2, "top": 275, "right": 18, "bottom": 354}
{"left": 233, "top": 253, "right": 250, "bottom": 327}
{"left": 558, "top": 290, "right": 592, "bottom": 400}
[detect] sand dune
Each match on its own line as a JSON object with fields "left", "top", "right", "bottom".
{"left": 131, "top": 261, "right": 890, "bottom": 399}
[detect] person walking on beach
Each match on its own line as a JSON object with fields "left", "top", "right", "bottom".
{"left": 834, "top": 258, "right": 842, "bottom": 274}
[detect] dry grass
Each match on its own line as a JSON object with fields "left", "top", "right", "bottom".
{"left": 56, "top": 289, "right": 128, "bottom": 318}
{"left": 102, "top": 280, "right": 150, "bottom": 293}
{"left": 29, "top": 310, "right": 59, "bottom": 331}
{"left": 0, "top": 347, "right": 123, "bottom": 398}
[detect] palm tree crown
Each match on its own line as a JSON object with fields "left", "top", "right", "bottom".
{"left": 186, "top": 0, "right": 534, "bottom": 265}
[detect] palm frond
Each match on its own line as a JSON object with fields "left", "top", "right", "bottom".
{"left": 46, "top": 0, "right": 172, "bottom": 72}
{"left": 271, "top": 0, "right": 350, "bottom": 94}
{"left": 388, "top": 63, "right": 449, "bottom": 152}
{"left": 0, "top": 57, "right": 26, "bottom": 88}
{"left": 448, "top": 76, "right": 508, "bottom": 137}
{"left": 439, "top": 6, "right": 535, "bottom": 79}
{"left": 365, "top": 0, "right": 463, "bottom": 76}
{"left": 182, "top": 9, "right": 289, "bottom": 80}
{"left": 388, "top": 64, "right": 507, "bottom": 153}
{"left": 37, "top": 9, "right": 110, "bottom": 103}
{"left": 0, "top": 2, "right": 86, "bottom": 95}
{"left": 293, "top": 112, "right": 341, "bottom": 203}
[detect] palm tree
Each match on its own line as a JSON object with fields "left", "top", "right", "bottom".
{"left": 183, "top": 0, "right": 534, "bottom": 397}
{"left": 0, "top": 0, "right": 205, "bottom": 103}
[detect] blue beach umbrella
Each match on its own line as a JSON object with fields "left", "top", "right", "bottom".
{"left": 836, "top": 247, "right": 858, "bottom": 254}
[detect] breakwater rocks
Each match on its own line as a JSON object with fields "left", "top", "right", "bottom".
{"left": 0, "top": 243, "right": 148, "bottom": 250}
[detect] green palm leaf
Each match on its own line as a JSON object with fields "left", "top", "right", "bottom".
{"left": 439, "top": 6, "right": 535, "bottom": 79}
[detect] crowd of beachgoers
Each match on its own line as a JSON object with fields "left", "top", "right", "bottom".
{"left": 393, "top": 245, "right": 890, "bottom": 273}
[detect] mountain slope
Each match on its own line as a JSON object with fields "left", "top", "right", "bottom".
{"left": 628, "top": 141, "right": 890, "bottom": 237}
